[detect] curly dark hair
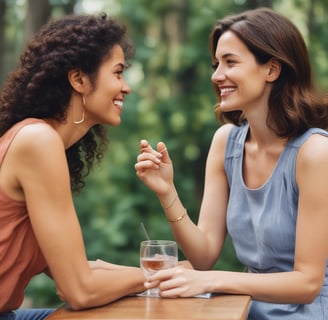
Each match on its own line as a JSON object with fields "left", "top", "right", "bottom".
{"left": 210, "top": 8, "right": 328, "bottom": 138}
{"left": 0, "top": 13, "right": 135, "bottom": 191}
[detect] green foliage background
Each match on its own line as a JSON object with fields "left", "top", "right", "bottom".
{"left": 1, "top": 0, "right": 327, "bottom": 308}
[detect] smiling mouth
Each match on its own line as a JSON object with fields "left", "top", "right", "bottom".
{"left": 114, "top": 100, "right": 123, "bottom": 109}
{"left": 220, "top": 87, "right": 236, "bottom": 96}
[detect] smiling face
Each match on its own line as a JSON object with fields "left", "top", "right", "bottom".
{"left": 211, "top": 31, "right": 273, "bottom": 115}
{"left": 83, "top": 44, "right": 131, "bottom": 126}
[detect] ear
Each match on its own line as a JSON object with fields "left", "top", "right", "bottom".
{"left": 67, "top": 68, "right": 87, "bottom": 93}
{"left": 266, "top": 58, "right": 281, "bottom": 82}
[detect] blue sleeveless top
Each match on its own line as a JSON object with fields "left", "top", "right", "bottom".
{"left": 225, "top": 123, "right": 328, "bottom": 319}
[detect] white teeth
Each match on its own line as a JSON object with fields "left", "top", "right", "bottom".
{"left": 220, "top": 88, "right": 235, "bottom": 94}
{"left": 114, "top": 100, "right": 123, "bottom": 107}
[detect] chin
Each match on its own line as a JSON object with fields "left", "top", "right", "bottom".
{"left": 108, "top": 119, "right": 121, "bottom": 126}
{"left": 219, "top": 105, "right": 234, "bottom": 112}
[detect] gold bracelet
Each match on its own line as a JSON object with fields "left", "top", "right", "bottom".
{"left": 167, "top": 208, "right": 187, "bottom": 223}
{"left": 161, "top": 194, "right": 178, "bottom": 210}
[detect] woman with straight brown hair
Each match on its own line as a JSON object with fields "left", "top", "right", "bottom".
{"left": 135, "top": 8, "right": 328, "bottom": 319}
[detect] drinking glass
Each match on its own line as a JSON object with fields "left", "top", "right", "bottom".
{"left": 139, "top": 240, "right": 178, "bottom": 297}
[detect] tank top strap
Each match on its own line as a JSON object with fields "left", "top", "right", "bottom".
{"left": 0, "top": 118, "right": 45, "bottom": 165}
{"left": 224, "top": 125, "right": 328, "bottom": 187}
{"left": 224, "top": 122, "right": 249, "bottom": 186}
{"left": 288, "top": 127, "right": 328, "bottom": 148}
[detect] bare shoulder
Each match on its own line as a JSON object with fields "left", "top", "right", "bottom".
{"left": 12, "top": 122, "right": 64, "bottom": 157}
{"left": 211, "top": 123, "right": 235, "bottom": 150}
{"left": 296, "top": 132, "right": 328, "bottom": 187}
{"left": 1, "top": 122, "right": 66, "bottom": 201}
{"left": 297, "top": 132, "right": 328, "bottom": 167}
{"left": 15, "top": 122, "right": 62, "bottom": 145}
{"left": 6, "top": 121, "right": 66, "bottom": 174}
{"left": 206, "top": 123, "right": 235, "bottom": 169}
{"left": 213, "top": 123, "right": 235, "bottom": 138}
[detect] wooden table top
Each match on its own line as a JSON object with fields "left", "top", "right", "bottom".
{"left": 46, "top": 294, "right": 251, "bottom": 320}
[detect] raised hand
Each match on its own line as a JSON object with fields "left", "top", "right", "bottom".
{"left": 135, "top": 139, "right": 174, "bottom": 195}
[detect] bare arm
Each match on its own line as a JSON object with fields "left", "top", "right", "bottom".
{"left": 145, "top": 133, "right": 328, "bottom": 304}
{"left": 135, "top": 124, "right": 232, "bottom": 269}
{"left": 9, "top": 124, "right": 145, "bottom": 310}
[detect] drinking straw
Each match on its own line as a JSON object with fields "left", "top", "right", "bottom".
{"left": 140, "top": 222, "right": 151, "bottom": 240}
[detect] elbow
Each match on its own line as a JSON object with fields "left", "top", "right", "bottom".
{"left": 67, "top": 291, "right": 120, "bottom": 311}
{"left": 298, "top": 281, "right": 322, "bottom": 304}
{"left": 57, "top": 282, "right": 98, "bottom": 310}
{"left": 67, "top": 296, "right": 90, "bottom": 311}
{"left": 65, "top": 292, "right": 110, "bottom": 311}
{"left": 63, "top": 291, "right": 94, "bottom": 310}
{"left": 60, "top": 283, "right": 120, "bottom": 310}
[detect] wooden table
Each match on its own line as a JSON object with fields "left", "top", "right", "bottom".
{"left": 46, "top": 294, "right": 251, "bottom": 320}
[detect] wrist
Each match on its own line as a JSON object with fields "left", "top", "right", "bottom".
{"left": 166, "top": 208, "right": 187, "bottom": 223}
{"left": 157, "top": 188, "right": 177, "bottom": 209}
{"left": 160, "top": 194, "right": 178, "bottom": 210}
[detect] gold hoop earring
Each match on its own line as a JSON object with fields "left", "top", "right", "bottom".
{"left": 73, "top": 95, "right": 85, "bottom": 124}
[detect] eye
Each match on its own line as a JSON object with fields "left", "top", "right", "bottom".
{"left": 212, "top": 62, "right": 219, "bottom": 70}
{"left": 226, "top": 59, "right": 236, "bottom": 66}
{"left": 115, "top": 70, "right": 123, "bottom": 78}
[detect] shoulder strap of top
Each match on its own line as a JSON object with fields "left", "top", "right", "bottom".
{"left": 278, "top": 128, "right": 328, "bottom": 198}
{"left": 289, "top": 128, "right": 328, "bottom": 148}
{"left": 224, "top": 123, "right": 249, "bottom": 186}
{"left": 0, "top": 118, "right": 45, "bottom": 165}
{"left": 225, "top": 123, "right": 249, "bottom": 158}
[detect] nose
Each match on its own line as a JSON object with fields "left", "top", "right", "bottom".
{"left": 211, "top": 65, "right": 226, "bottom": 83}
{"left": 121, "top": 79, "right": 131, "bottom": 95}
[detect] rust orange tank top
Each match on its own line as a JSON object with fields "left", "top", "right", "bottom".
{"left": 0, "top": 119, "right": 47, "bottom": 312}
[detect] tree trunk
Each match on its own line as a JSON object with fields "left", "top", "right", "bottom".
{"left": 244, "top": 0, "right": 273, "bottom": 9}
{"left": 307, "top": 0, "right": 316, "bottom": 35}
{"left": 0, "top": 0, "right": 7, "bottom": 86}
{"left": 24, "top": 0, "right": 51, "bottom": 43}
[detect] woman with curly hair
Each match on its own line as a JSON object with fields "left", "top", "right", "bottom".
{"left": 135, "top": 8, "right": 328, "bottom": 319}
{"left": 0, "top": 14, "right": 145, "bottom": 319}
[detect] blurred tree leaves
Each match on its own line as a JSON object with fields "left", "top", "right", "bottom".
{"left": 1, "top": 0, "right": 327, "bottom": 307}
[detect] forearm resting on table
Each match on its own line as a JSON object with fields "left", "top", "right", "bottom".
{"left": 210, "top": 269, "right": 323, "bottom": 304}
{"left": 59, "top": 267, "right": 145, "bottom": 310}
{"left": 88, "top": 259, "right": 125, "bottom": 270}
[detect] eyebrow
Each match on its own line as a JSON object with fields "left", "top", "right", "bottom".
{"left": 116, "top": 63, "right": 126, "bottom": 69}
{"left": 214, "top": 52, "right": 239, "bottom": 63}
{"left": 221, "top": 53, "right": 238, "bottom": 59}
